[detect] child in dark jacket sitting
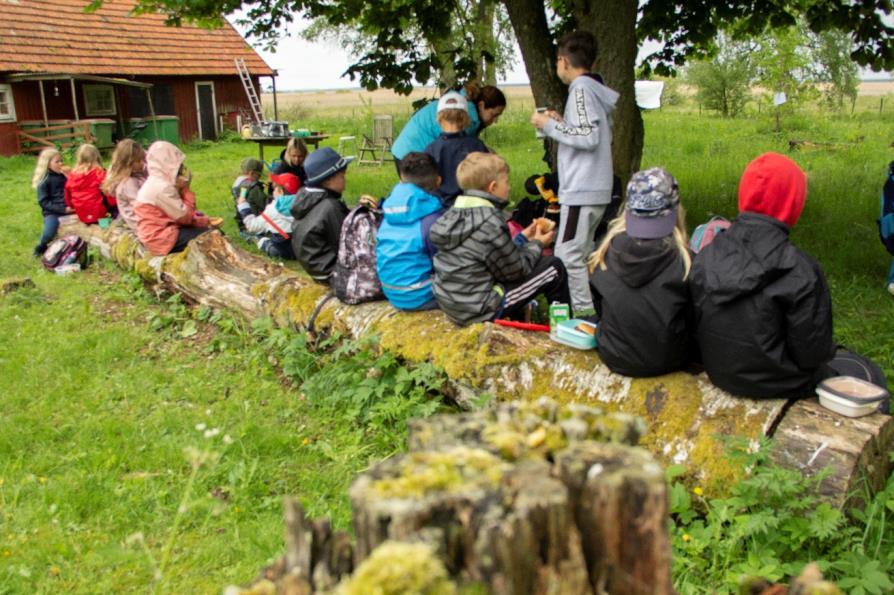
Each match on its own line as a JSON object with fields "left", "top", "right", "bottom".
{"left": 588, "top": 167, "right": 693, "bottom": 377}
{"left": 690, "top": 152, "right": 886, "bottom": 398}
{"left": 231, "top": 158, "right": 267, "bottom": 234}
{"left": 424, "top": 91, "right": 489, "bottom": 206}
{"left": 31, "top": 147, "right": 74, "bottom": 256}
{"left": 430, "top": 152, "right": 569, "bottom": 326}
{"left": 376, "top": 152, "right": 445, "bottom": 310}
{"left": 290, "top": 147, "right": 354, "bottom": 283}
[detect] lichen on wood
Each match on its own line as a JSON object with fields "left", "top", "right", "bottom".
{"left": 62, "top": 220, "right": 894, "bottom": 504}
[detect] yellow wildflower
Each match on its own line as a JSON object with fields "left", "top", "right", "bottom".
{"left": 693, "top": 486, "right": 703, "bottom": 496}
{"left": 682, "top": 534, "right": 691, "bottom": 542}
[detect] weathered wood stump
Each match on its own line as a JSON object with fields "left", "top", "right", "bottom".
{"left": 228, "top": 399, "right": 671, "bottom": 594}
{"left": 62, "top": 220, "right": 894, "bottom": 504}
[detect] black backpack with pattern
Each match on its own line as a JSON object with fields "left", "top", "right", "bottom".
{"left": 331, "top": 200, "right": 384, "bottom": 304}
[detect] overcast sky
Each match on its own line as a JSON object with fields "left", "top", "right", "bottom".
{"left": 228, "top": 14, "right": 891, "bottom": 91}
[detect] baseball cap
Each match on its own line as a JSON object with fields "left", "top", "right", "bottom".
{"left": 269, "top": 172, "right": 300, "bottom": 195}
{"left": 625, "top": 167, "right": 680, "bottom": 240}
{"left": 437, "top": 91, "right": 468, "bottom": 113}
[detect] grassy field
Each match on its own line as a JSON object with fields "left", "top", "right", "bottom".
{"left": 1, "top": 91, "right": 893, "bottom": 593}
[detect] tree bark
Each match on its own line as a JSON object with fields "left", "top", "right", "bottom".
{"left": 573, "top": 0, "right": 643, "bottom": 186}
{"left": 502, "top": 0, "right": 566, "bottom": 111}
{"left": 63, "top": 220, "right": 894, "bottom": 508}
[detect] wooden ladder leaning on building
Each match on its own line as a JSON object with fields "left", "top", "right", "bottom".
{"left": 234, "top": 57, "right": 264, "bottom": 124}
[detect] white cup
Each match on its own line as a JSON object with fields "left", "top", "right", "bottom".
{"left": 535, "top": 107, "right": 547, "bottom": 139}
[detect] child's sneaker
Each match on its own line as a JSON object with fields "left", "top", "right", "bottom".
{"left": 256, "top": 237, "right": 272, "bottom": 255}
{"left": 887, "top": 283, "right": 894, "bottom": 297}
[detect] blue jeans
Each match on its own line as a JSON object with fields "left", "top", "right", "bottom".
{"left": 37, "top": 214, "right": 60, "bottom": 252}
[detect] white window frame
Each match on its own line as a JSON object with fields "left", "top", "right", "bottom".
{"left": 83, "top": 84, "right": 116, "bottom": 116}
{"left": 194, "top": 81, "right": 218, "bottom": 139}
{"left": 0, "top": 84, "right": 16, "bottom": 122}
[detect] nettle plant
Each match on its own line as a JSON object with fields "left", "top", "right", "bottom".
{"left": 669, "top": 439, "right": 894, "bottom": 595}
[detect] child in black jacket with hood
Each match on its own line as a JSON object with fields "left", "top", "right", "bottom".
{"left": 690, "top": 152, "right": 886, "bottom": 398}
{"left": 588, "top": 167, "right": 693, "bottom": 377}
{"left": 290, "top": 148, "right": 353, "bottom": 283}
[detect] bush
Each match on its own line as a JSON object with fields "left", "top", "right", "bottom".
{"left": 685, "top": 35, "right": 756, "bottom": 118}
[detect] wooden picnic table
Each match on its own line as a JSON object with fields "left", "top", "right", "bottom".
{"left": 247, "top": 134, "right": 330, "bottom": 162}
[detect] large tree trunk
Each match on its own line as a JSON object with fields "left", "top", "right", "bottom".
{"left": 64, "top": 220, "right": 894, "bottom": 508}
{"left": 503, "top": 0, "right": 566, "bottom": 111}
{"left": 573, "top": 0, "right": 643, "bottom": 186}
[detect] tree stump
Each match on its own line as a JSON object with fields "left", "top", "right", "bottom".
{"left": 350, "top": 399, "right": 672, "bottom": 594}
{"left": 62, "top": 220, "right": 894, "bottom": 504}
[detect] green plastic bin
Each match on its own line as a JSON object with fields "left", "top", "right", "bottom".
{"left": 80, "top": 118, "right": 115, "bottom": 149}
{"left": 129, "top": 116, "right": 179, "bottom": 145}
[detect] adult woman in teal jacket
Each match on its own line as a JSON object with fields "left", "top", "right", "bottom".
{"left": 391, "top": 84, "right": 506, "bottom": 168}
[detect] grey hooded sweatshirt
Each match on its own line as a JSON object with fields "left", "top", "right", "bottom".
{"left": 543, "top": 75, "right": 619, "bottom": 206}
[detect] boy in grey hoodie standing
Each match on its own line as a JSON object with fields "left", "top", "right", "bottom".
{"left": 531, "top": 31, "right": 619, "bottom": 317}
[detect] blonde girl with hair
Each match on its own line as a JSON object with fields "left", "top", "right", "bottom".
{"left": 272, "top": 136, "right": 308, "bottom": 183}
{"left": 587, "top": 167, "right": 694, "bottom": 377}
{"left": 32, "top": 147, "right": 73, "bottom": 255}
{"left": 102, "top": 140, "right": 146, "bottom": 231}
{"left": 65, "top": 143, "right": 116, "bottom": 224}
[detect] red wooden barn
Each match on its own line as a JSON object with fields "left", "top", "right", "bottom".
{"left": 0, "top": 0, "right": 274, "bottom": 156}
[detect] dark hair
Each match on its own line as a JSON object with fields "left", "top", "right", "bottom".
{"left": 399, "top": 152, "right": 439, "bottom": 189}
{"left": 557, "top": 31, "right": 597, "bottom": 69}
{"left": 464, "top": 82, "right": 507, "bottom": 109}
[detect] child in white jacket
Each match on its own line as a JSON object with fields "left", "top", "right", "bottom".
{"left": 237, "top": 172, "right": 300, "bottom": 259}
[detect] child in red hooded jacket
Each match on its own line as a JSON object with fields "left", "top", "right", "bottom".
{"left": 690, "top": 152, "right": 886, "bottom": 399}
{"left": 65, "top": 144, "right": 116, "bottom": 224}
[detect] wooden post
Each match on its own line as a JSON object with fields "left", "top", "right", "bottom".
{"left": 38, "top": 80, "right": 48, "bottom": 127}
{"left": 271, "top": 74, "right": 279, "bottom": 122}
{"left": 145, "top": 89, "right": 159, "bottom": 141}
{"left": 70, "top": 77, "right": 79, "bottom": 121}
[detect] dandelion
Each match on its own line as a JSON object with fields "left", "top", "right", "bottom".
{"left": 682, "top": 534, "right": 691, "bottom": 542}
{"left": 195, "top": 423, "right": 207, "bottom": 432}
{"left": 302, "top": 438, "right": 311, "bottom": 446}
{"left": 49, "top": 566, "right": 61, "bottom": 576}
{"left": 693, "top": 487, "right": 703, "bottom": 497}
{"left": 38, "top": 476, "right": 48, "bottom": 484}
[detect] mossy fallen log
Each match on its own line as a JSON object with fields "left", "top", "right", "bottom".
{"left": 62, "top": 220, "right": 893, "bottom": 502}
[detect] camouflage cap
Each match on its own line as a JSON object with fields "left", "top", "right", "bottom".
{"left": 625, "top": 167, "right": 680, "bottom": 239}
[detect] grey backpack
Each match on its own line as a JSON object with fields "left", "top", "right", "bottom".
{"left": 331, "top": 202, "right": 384, "bottom": 304}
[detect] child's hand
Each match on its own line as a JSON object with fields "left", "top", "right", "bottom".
{"left": 237, "top": 196, "right": 248, "bottom": 206}
{"left": 530, "top": 110, "right": 550, "bottom": 129}
{"left": 65, "top": 207, "right": 75, "bottom": 214}
{"left": 176, "top": 175, "right": 191, "bottom": 190}
{"left": 194, "top": 214, "right": 210, "bottom": 228}
{"left": 533, "top": 227, "right": 555, "bottom": 246}
{"left": 521, "top": 221, "right": 538, "bottom": 240}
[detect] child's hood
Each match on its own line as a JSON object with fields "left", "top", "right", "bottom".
{"left": 382, "top": 183, "right": 443, "bottom": 225}
{"left": 606, "top": 234, "right": 679, "bottom": 289}
{"left": 145, "top": 141, "right": 185, "bottom": 185}
{"left": 65, "top": 167, "right": 105, "bottom": 191}
{"left": 274, "top": 194, "right": 297, "bottom": 216}
{"left": 737, "top": 152, "right": 806, "bottom": 228}
{"left": 430, "top": 191, "right": 505, "bottom": 250}
{"left": 573, "top": 75, "right": 619, "bottom": 116}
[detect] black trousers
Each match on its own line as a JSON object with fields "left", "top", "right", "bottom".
{"left": 170, "top": 226, "right": 211, "bottom": 254}
{"left": 500, "top": 255, "right": 570, "bottom": 320}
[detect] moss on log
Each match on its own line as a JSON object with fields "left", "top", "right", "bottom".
{"left": 63, "top": 220, "right": 893, "bottom": 503}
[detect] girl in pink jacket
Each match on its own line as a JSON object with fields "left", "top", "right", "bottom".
{"left": 134, "top": 141, "right": 210, "bottom": 256}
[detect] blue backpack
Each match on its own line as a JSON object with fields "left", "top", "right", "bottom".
{"left": 878, "top": 162, "right": 894, "bottom": 255}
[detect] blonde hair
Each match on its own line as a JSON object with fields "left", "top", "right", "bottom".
{"left": 587, "top": 205, "right": 692, "bottom": 279}
{"left": 102, "top": 140, "right": 145, "bottom": 194}
{"left": 286, "top": 137, "right": 308, "bottom": 159}
{"left": 437, "top": 109, "right": 471, "bottom": 130}
{"left": 456, "top": 152, "right": 509, "bottom": 192}
{"left": 32, "top": 147, "right": 61, "bottom": 189}
{"left": 73, "top": 143, "right": 103, "bottom": 174}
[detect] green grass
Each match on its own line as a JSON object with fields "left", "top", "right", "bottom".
{"left": 1, "top": 98, "right": 893, "bottom": 592}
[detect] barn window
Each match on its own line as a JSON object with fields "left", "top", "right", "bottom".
{"left": 0, "top": 84, "right": 15, "bottom": 122}
{"left": 83, "top": 84, "right": 116, "bottom": 116}
{"left": 126, "top": 85, "right": 174, "bottom": 117}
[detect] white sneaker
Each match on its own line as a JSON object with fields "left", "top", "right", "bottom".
{"left": 256, "top": 237, "right": 271, "bottom": 253}
{"left": 887, "top": 283, "right": 894, "bottom": 296}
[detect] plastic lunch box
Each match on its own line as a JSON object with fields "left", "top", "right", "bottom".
{"left": 815, "top": 376, "right": 889, "bottom": 417}
{"left": 550, "top": 319, "right": 597, "bottom": 350}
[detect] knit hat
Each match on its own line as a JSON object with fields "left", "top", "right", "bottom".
{"left": 738, "top": 152, "right": 806, "bottom": 228}
{"left": 625, "top": 167, "right": 680, "bottom": 239}
{"left": 304, "top": 147, "right": 354, "bottom": 186}
{"left": 241, "top": 157, "right": 264, "bottom": 174}
{"left": 437, "top": 91, "right": 468, "bottom": 113}
{"left": 269, "top": 172, "right": 300, "bottom": 195}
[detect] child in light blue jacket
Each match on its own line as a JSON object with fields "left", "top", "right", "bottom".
{"left": 376, "top": 152, "right": 445, "bottom": 310}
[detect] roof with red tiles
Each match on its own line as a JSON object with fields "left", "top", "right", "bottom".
{"left": 0, "top": 0, "right": 274, "bottom": 76}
